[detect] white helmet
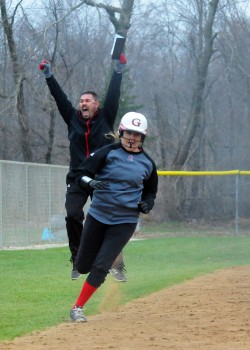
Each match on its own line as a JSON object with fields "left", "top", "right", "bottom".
{"left": 119, "top": 112, "right": 148, "bottom": 135}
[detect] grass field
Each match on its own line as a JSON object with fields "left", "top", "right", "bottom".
{"left": 1, "top": 235, "right": 250, "bottom": 342}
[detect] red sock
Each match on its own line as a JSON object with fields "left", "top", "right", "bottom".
{"left": 73, "top": 281, "right": 97, "bottom": 308}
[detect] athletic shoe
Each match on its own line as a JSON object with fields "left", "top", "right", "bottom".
{"left": 70, "top": 306, "right": 87, "bottom": 323}
{"left": 71, "top": 269, "right": 81, "bottom": 280}
{"left": 109, "top": 265, "right": 127, "bottom": 282}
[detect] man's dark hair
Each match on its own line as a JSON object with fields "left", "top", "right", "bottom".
{"left": 81, "top": 91, "right": 99, "bottom": 101}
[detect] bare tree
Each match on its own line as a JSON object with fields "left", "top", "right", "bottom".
{"left": 0, "top": 0, "right": 32, "bottom": 161}
{"left": 172, "top": 0, "right": 220, "bottom": 170}
{"left": 43, "top": 0, "right": 63, "bottom": 164}
{"left": 37, "top": 0, "right": 134, "bottom": 163}
{"left": 62, "top": 0, "right": 134, "bottom": 37}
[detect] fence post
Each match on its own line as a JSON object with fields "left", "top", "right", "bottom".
{"left": 25, "top": 164, "right": 29, "bottom": 244}
{"left": 0, "top": 163, "right": 2, "bottom": 247}
{"left": 235, "top": 174, "right": 239, "bottom": 235}
{"left": 48, "top": 167, "right": 52, "bottom": 234}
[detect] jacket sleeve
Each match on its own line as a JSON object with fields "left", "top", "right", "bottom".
{"left": 102, "top": 70, "right": 122, "bottom": 129}
{"left": 74, "top": 145, "right": 111, "bottom": 189}
{"left": 142, "top": 162, "right": 158, "bottom": 211}
{"left": 45, "top": 76, "right": 75, "bottom": 124}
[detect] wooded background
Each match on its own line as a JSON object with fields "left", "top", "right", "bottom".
{"left": 1, "top": 0, "right": 250, "bottom": 223}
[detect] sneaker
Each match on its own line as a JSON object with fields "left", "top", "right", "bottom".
{"left": 109, "top": 265, "right": 127, "bottom": 282}
{"left": 70, "top": 306, "right": 87, "bottom": 323}
{"left": 71, "top": 269, "right": 81, "bottom": 280}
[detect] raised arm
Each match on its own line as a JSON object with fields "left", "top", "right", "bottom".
{"left": 102, "top": 54, "right": 127, "bottom": 129}
{"left": 39, "top": 60, "right": 75, "bottom": 124}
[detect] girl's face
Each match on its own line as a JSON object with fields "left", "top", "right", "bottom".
{"left": 121, "top": 130, "right": 143, "bottom": 152}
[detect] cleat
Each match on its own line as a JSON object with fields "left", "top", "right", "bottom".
{"left": 109, "top": 265, "right": 127, "bottom": 282}
{"left": 70, "top": 306, "right": 87, "bottom": 323}
{"left": 71, "top": 269, "right": 81, "bottom": 280}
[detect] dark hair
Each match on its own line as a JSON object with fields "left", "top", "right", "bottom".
{"left": 81, "top": 91, "right": 99, "bottom": 101}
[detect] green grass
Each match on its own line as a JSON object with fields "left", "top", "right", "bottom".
{"left": 141, "top": 221, "right": 236, "bottom": 235}
{"left": 1, "top": 235, "right": 250, "bottom": 342}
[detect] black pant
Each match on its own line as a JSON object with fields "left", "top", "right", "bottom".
{"left": 75, "top": 214, "right": 136, "bottom": 287}
{"left": 65, "top": 180, "right": 92, "bottom": 264}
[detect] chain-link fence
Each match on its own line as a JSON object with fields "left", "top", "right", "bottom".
{"left": 1, "top": 161, "right": 250, "bottom": 249}
{"left": 0, "top": 160, "right": 69, "bottom": 248}
{"left": 144, "top": 170, "right": 250, "bottom": 237}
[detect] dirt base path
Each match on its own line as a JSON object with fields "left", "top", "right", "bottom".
{"left": 2, "top": 266, "right": 250, "bottom": 350}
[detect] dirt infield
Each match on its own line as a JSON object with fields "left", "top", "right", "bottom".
{"left": 1, "top": 266, "right": 250, "bottom": 350}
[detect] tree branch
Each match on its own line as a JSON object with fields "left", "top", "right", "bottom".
{"left": 42, "top": 0, "right": 121, "bottom": 37}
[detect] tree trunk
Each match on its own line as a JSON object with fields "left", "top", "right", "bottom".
{"left": 0, "top": 0, "right": 32, "bottom": 161}
{"left": 172, "top": 0, "right": 219, "bottom": 170}
{"left": 45, "top": 108, "right": 56, "bottom": 164}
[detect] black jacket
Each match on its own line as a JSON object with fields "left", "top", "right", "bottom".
{"left": 46, "top": 70, "right": 122, "bottom": 180}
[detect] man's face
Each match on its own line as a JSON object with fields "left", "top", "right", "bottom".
{"left": 79, "top": 94, "right": 99, "bottom": 119}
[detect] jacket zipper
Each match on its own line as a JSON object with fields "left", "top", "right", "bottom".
{"left": 85, "top": 119, "right": 91, "bottom": 158}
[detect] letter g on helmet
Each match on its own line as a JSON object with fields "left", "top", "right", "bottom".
{"left": 118, "top": 112, "right": 148, "bottom": 135}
